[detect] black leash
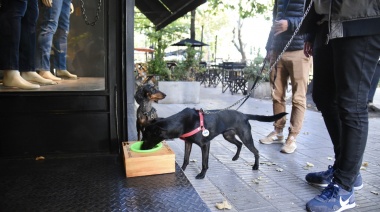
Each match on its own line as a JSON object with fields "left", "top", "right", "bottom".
{"left": 236, "top": 59, "right": 268, "bottom": 110}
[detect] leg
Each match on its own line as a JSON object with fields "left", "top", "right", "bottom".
{"left": 196, "top": 143, "right": 210, "bottom": 179}
{"left": 35, "top": 0, "right": 63, "bottom": 80}
{"left": 306, "top": 33, "right": 380, "bottom": 212}
{"left": 222, "top": 129, "right": 242, "bottom": 161}
{"left": 181, "top": 141, "right": 193, "bottom": 171}
{"left": 332, "top": 35, "right": 380, "bottom": 191}
{"left": 286, "top": 50, "right": 310, "bottom": 137}
{"left": 55, "top": 0, "right": 77, "bottom": 79}
{"left": 259, "top": 52, "right": 288, "bottom": 144}
{"left": 312, "top": 23, "right": 341, "bottom": 166}
{"left": 280, "top": 50, "right": 310, "bottom": 153}
{"left": 271, "top": 51, "right": 289, "bottom": 133}
{"left": 236, "top": 126, "right": 259, "bottom": 170}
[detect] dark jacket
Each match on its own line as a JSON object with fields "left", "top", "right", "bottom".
{"left": 265, "top": 0, "right": 307, "bottom": 52}
{"left": 304, "top": 0, "right": 380, "bottom": 42}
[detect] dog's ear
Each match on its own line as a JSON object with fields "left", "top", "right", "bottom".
{"left": 134, "top": 86, "right": 144, "bottom": 104}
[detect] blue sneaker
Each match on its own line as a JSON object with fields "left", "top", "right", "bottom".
{"left": 306, "top": 183, "right": 356, "bottom": 212}
{"left": 305, "top": 166, "right": 363, "bottom": 190}
{"left": 353, "top": 173, "right": 363, "bottom": 190}
{"left": 305, "top": 165, "right": 334, "bottom": 187}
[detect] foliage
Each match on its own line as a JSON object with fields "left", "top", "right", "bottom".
{"left": 135, "top": 8, "right": 190, "bottom": 80}
{"left": 206, "top": 0, "right": 272, "bottom": 20}
{"left": 206, "top": 0, "right": 272, "bottom": 62}
{"left": 169, "top": 44, "right": 203, "bottom": 81}
{"left": 243, "top": 49, "right": 270, "bottom": 82}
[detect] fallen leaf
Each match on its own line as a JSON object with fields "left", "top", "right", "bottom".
{"left": 306, "top": 162, "right": 314, "bottom": 167}
{"left": 35, "top": 156, "right": 45, "bottom": 160}
{"left": 215, "top": 200, "right": 232, "bottom": 210}
{"left": 190, "top": 159, "right": 197, "bottom": 162}
{"left": 327, "top": 157, "right": 333, "bottom": 160}
{"left": 371, "top": 191, "right": 379, "bottom": 195}
{"left": 276, "top": 168, "right": 283, "bottom": 172}
{"left": 362, "top": 162, "right": 369, "bottom": 167}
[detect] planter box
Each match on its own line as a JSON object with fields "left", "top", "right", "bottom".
{"left": 248, "top": 81, "right": 272, "bottom": 99}
{"left": 158, "top": 81, "right": 200, "bottom": 104}
{"left": 122, "top": 141, "right": 175, "bottom": 178}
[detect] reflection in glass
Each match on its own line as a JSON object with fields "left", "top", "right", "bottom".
{"left": 0, "top": 0, "right": 105, "bottom": 92}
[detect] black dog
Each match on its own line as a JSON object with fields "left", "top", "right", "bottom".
{"left": 141, "top": 108, "right": 287, "bottom": 179}
{"left": 135, "top": 83, "right": 166, "bottom": 140}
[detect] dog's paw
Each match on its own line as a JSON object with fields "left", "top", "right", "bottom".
{"left": 232, "top": 155, "right": 239, "bottom": 161}
{"left": 252, "top": 164, "right": 259, "bottom": 170}
{"left": 195, "top": 173, "right": 206, "bottom": 179}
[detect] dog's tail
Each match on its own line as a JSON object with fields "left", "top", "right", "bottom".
{"left": 247, "top": 112, "right": 287, "bottom": 122}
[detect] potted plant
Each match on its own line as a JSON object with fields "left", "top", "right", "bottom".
{"left": 244, "top": 53, "right": 271, "bottom": 99}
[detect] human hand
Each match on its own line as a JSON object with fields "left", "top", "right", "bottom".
{"left": 70, "top": 3, "right": 74, "bottom": 14}
{"left": 304, "top": 42, "right": 313, "bottom": 58}
{"left": 41, "top": 0, "right": 53, "bottom": 7}
{"left": 272, "top": 20, "right": 288, "bottom": 36}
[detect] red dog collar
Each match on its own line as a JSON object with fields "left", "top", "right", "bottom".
{"left": 180, "top": 110, "right": 206, "bottom": 140}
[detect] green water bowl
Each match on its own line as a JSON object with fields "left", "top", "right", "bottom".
{"left": 130, "top": 141, "right": 163, "bottom": 153}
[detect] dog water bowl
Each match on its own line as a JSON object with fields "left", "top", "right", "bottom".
{"left": 130, "top": 141, "right": 163, "bottom": 153}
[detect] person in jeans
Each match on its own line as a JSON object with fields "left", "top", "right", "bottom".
{"left": 0, "top": 0, "right": 56, "bottom": 89}
{"left": 303, "top": 0, "right": 380, "bottom": 211}
{"left": 260, "top": 0, "right": 310, "bottom": 154}
{"left": 36, "top": 0, "right": 77, "bottom": 80}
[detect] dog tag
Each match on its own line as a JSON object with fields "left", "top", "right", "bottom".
{"left": 202, "top": 129, "right": 209, "bottom": 137}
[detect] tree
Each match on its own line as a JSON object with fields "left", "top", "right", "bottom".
{"left": 207, "top": 0, "right": 272, "bottom": 62}
{"left": 190, "top": 10, "right": 196, "bottom": 39}
{"left": 134, "top": 9, "right": 190, "bottom": 79}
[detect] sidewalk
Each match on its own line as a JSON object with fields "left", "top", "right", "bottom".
{"left": 154, "top": 85, "right": 380, "bottom": 212}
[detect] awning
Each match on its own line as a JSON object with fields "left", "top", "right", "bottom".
{"left": 136, "top": 0, "right": 207, "bottom": 30}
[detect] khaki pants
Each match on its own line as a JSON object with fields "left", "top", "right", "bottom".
{"left": 270, "top": 50, "right": 310, "bottom": 137}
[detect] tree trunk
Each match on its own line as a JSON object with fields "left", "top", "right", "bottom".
{"left": 232, "top": 18, "right": 247, "bottom": 62}
{"left": 190, "top": 10, "right": 196, "bottom": 39}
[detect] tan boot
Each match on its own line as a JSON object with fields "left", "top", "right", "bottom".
{"left": 280, "top": 136, "right": 297, "bottom": 154}
{"left": 259, "top": 131, "right": 284, "bottom": 144}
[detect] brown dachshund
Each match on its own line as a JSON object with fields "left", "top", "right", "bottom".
{"left": 134, "top": 82, "right": 166, "bottom": 140}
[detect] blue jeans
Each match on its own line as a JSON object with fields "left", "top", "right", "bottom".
{"left": 0, "top": 0, "right": 39, "bottom": 72}
{"left": 312, "top": 23, "right": 380, "bottom": 191}
{"left": 368, "top": 61, "right": 380, "bottom": 103}
{"left": 35, "top": 0, "right": 70, "bottom": 71}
